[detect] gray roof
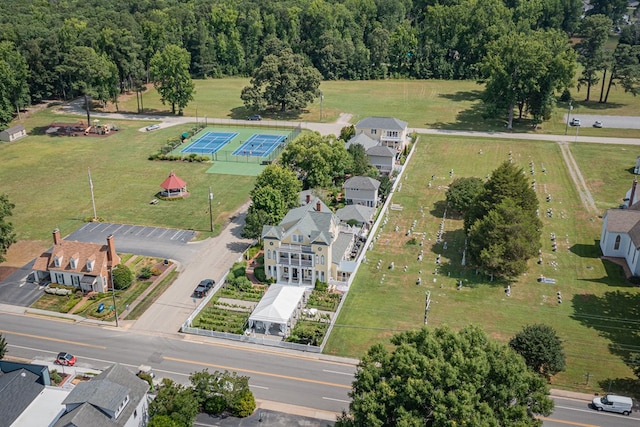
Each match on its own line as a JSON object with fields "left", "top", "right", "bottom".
{"left": 366, "top": 145, "right": 396, "bottom": 157}
{"left": 344, "top": 176, "right": 380, "bottom": 191}
{"left": 0, "top": 368, "right": 44, "bottom": 426}
{"left": 336, "top": 204, "right": 376, "bottom": 224}
{"left": 55, "top": 364, "right": 149, "bottom": 427}
{"left": 63, "top": 379, "right": 129, "bottom": 411}
{"left": 54, "top": 403, "right": 116, "bottom": 427}
{"left": 346, "top": 133, "right": 378, "bottom": 151}
{"left": 605, "top": 209, "right": 640, "bottom": 248}
{"left": 332, "top": 232, "right": 354, "bottom": 265}
{"left": 262, "top": 195, "right": 337, "bottom": 245}
{"left": 355, "top": 116, "right": 408, "bottom": 131}
{"left": 1, "top": 124, "right": 26, "bottom": 135}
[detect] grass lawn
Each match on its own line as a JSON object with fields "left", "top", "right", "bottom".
{"left": 0, "top": 109, "right": 255, "bottom": 243}
{"left": 109, "top": 78, "right": 640, "bottom": 138}
{"left": 324, "top": 134, "right": 640, "bottom": 396}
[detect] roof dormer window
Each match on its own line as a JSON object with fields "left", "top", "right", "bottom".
{"left": 86, "top": 259, "right": 95, "bottom": 272}
{"left": 54, "top": 255, "right": 63, "bottom": 268}
{"left": 69, "top": 256, "right": 78, "bottom": 270}
{"left": 114, "top": 394, "right": 130, "bottom": 419}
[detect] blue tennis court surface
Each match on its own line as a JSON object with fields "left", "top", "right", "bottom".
{"left": 232, "top": 134, "right": 286, "bottom": 157}
{"left": 182, "top": 132, "right": 237, "bottom": 154}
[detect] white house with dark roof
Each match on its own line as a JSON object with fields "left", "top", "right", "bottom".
{"left": 354, "top": 116, "right": 409, "bottom": 152}
{"left": 344, "top": 176, "right": 380, "bottom": 207}
{"left": 346, "top": 122, "right": 402, "bottom": 174}
{"left": 600, "top": 179, "right": 640, "bottom": 276}
{"left": 262, "top": 196, "right": 358, "bottom": 287}
{"left": 32, "top": 228, "right": 121, "bottom": 293}
{"left": 0, "top": 124, "right": 27, "bottom": 142}
{"left": 53, "top": 364, "right": 149, "bottom": 427}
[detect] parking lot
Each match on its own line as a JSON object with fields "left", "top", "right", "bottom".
{"left": 565, "top": 114, "right": 640, "bottom": 130}
{"left": 66, "top": 223, "right": 199, "bottom": 264}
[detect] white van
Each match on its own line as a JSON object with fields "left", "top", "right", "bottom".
{"left": 591, "top": 394, "right": 633, "bottom": 415}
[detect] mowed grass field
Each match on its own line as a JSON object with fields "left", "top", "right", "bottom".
{"left": 325, "top": 135, "right": 640, "bottom": 396}
{"left": 110, "top": 77, "right": 640, "bottom": 138}
{"left": 0, "top": 109, "right": 256, "bottom": 247}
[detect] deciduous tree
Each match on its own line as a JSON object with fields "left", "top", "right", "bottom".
{"left": 281, "top": 133, "right": 351, "bottom": 188}
{"left": 576, "top": 15, "right": 613, "bottom": 102}
{"left": 252, "top": 164, "right": 301, "bottom": 209}
{"left": 243, "top": 186, "right": 287, "bottom": 239}
{"left": 190, "top": 369, "right": 255, "bottom": 417}
{"left": 336, "top": 325, "right": 553, "bottom": 426}
{"left": 0, "top": 42, "right": 29, "bottom": 127}
{"left": 150, "top": 44, "right": 195, "bottom": 115}
{"left": 510, "top": 324, "right": 567, "bottom": 379}
{"left": 149, "top": 378, "right": 199, "bottom": 427}
{"left": 0, "top": 194, "right": 16, "bottom": 264}
{"left": 241, "top": 46, "right": 321, "bottom": 112}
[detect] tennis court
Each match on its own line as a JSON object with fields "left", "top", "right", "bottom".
{"left": 231, "top": 134, "right": 286, "bottom": 157}
{"left": 181, "top": 132, "right": 238, "bottom": 154}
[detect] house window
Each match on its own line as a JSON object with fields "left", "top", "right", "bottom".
{"left": 267, "top": 249, "right": 271, "bottom": 259}
{"left": 614, "top": 235, "right": 621, "bottom": 250}
{"left": 371, "top": 129, "right": 377, "bottom": 135}
{"left": 321, "top": 255, "right": 325, "bottom": 265}
{"left": 388, "top": 131, "right": 398, "bottom": 137}
{"left": 54, "top": 255, "right": 62, "bottom": 268}
{"left": 315, "top": 254, "right": 319, "bottom": 264}
{"left": 55, "top": 273, "right": 64, "bottom": 284}
{"left": 72, "top": 275, "right": 80, "bottom": 286}
{"left": 69, "top": 257, "right": 76, "bottom": 269}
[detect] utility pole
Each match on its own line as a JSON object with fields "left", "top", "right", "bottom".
{"left": 564, "top": 100, "right": 572, "bottom": 135}
{"left": 111, "top": 266, "right": 119, "bottom": 327}
{"left": 209, "top": 187, "right": 214, "bottom": 232}
{"left": 88, "top": 168, "right": 97, "bottom": 221}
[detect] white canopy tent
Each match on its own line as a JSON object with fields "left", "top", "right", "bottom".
{"left": 249, "top": 284, "right": 306, "bottom": 336}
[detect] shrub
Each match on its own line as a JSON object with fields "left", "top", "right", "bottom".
{"left": 113, "top": 264, "right": 134, "bottom": 290}
{"left": 406, "top": 237, "right": 418, "bottom": 245}
{"left": 138, "top": 266, "right": 152, "bottom": 280}
{"left": 253, "top": 265, "right": 267, "bottom": 283}
{"left": 230, "top": 262, "right": 246, "bottom": 278}
{"left": 50, "top": 370, "right": 62, "bottom": 384}
{"left": 229, "top": 388, "right": 256, "bottom": 417}
{"left": 314, "top": 280, "right": 328, "bottom": 292}
{"left": 150, "top": 267, "right": 162, "bottom": 276}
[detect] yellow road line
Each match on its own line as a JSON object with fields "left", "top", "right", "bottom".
{"left": 538, "top": 416, "right": 600, "bottom": 427}
{"left": 164, "top": 356, "right": 352, "bottom": 389}
{"left": 183, "top": 335, "right": 357, "bottom": 367}
{"left": 0, "top": 330, "right": 107, "bottom": 349}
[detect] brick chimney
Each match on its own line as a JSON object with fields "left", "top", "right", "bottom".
{"left": 306, "top": 194, "right": 311, "bottom": 204}
{"left": 106, "top": 234, "right": 118, "bottom": 266}
{"left": 630, "top": 178, "right": 638, "bottom": 207}
{"left": 53, "top": 228, "right": 61, "bottom": 245}
{"left": 316, "top": 201, "right": 321, "bottom": 212}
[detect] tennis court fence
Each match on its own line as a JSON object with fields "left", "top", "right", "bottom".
{"left": 211, "top": 123, "right": 302, "bottom": 164}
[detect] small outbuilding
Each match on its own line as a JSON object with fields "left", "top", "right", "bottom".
{"left": 0, "top": 124, "right": 27, "bottom": 142}
{"left": 160, "top": 171, "right": 188, "bottom": 198}
{"left": 248, "top": 284, "right": 306, "bottom": 336}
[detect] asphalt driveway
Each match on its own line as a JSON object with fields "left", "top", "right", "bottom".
{"left": 66, "top": 222, "right": 200, "bottom": 264}
{"left": 563, "top": 114, "right": 640, "bottom": 130}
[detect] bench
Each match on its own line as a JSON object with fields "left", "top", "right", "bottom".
{"left": 150, "top": 199, "right": 158, "bottom": 205}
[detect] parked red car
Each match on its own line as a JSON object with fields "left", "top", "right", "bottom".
{"left": 55, "top": 352, "right": 77, "bottom": 366}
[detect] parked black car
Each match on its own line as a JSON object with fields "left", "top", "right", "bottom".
{"left": 193, "top": 279, "right": 215, "bottom": 298}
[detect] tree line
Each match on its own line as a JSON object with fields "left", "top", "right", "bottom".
{"left": 0, "top": 0, "right": 638, "bottom": 127}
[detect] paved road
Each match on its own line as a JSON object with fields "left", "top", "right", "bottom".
{"left": 543, "top": 397, "right": 639, "bottom": 426}
{"left": 0, "top": 311, "right": 353, "bottom": 417}
{"left": 3, "top": 312, "right": 637, "bottom": 426}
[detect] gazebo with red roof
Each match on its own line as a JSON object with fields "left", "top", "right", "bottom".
{"left": 160, "top": 171, "right": 188, "bottom": 198}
